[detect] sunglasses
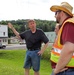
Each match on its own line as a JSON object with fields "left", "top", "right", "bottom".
{"left": 55, "top": 10, "right": 61, "bottom": 15}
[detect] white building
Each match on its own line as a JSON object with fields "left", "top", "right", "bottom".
{"left": 45, "top": 32, "right": 56, "bottom": 43}
{"left": 0, "top": 25, "right": 8, "bottom": 45}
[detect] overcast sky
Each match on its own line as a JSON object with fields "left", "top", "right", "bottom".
{"left": 0, "top": 0, "right": 74, "bottom": 21}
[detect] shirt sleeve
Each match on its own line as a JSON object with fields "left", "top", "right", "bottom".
{"left": 19, "top": 32, "right": 25, "bottom": 39}
{"left": 61, "top": 22, "right": 74, "bottom": 44}
{"left": 40, "top": 30, "right": 49, "bottom": 44}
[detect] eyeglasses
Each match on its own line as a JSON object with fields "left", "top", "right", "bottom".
{"left": 55, "top": 10, "right": 61, "bottom": 15}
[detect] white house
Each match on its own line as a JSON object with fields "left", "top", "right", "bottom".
{"left": 45, "top": 32, "right": 56, "bottom": 43}
{"left": 0, "top": 25, "right": 8, "bottom": 45}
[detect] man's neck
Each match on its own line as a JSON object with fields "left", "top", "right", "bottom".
{"left": 31, "top": 28, "right": 36, "bottom": 33}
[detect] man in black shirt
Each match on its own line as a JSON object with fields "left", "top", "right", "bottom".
{"left": 8, "top": 19, "right": 49, "bottom": 75}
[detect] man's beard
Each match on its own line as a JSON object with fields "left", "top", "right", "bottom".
{"left": 56, "top": 19, "right": 59, "bottom": 23}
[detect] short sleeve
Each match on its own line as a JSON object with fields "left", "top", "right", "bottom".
{"left": 61, "top": 22, "right": 74, "bottom": 44}
{"left": 19, "top": 32, "right": 25, "bottom": 39}
{"left": 40, "top": 30, "right": 49, "bottom": 43}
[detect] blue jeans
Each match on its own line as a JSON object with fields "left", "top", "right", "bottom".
{"left": 23, "top": 50, "right": 41, "bottom": 72}
{"left": 51, "top": 69, "right": 74, "bottom": 75}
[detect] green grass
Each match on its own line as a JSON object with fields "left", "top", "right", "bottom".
{"left": 0, "top": 49, "right": 52, "bottom": 75}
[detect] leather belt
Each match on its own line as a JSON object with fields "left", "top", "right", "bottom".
{"left": 28, "top": 48, "right": 40, "bottom": 51}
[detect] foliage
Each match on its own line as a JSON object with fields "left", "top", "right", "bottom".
{"left": 42, "top": 46, "right": 52, "bottom": 60}
{"left": 0, "top": 19, "right": 56, "bottom": 37}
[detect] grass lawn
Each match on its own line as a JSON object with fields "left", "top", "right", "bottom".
{"left": 0, "top": 49, "right": 52, "bottom": 75}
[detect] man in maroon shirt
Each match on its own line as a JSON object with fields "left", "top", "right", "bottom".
{"left": 50, "top": 2, "right": 74, "bottom": 75}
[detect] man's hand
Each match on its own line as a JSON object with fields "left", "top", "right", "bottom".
{"left": 38, "top": 50, "right": 44, "bottom": 56}
{"left": 8, "top": 22, "right": 20, "bottom": 39}
{"left": 8, "top": 22, "right": 13, "bottom": 29}
{"left": 53, "top": 68, "right": 68, "bottom": 75}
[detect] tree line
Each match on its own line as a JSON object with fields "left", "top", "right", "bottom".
{"left": 0, "top": 19, "right": 56, "bottom": 37}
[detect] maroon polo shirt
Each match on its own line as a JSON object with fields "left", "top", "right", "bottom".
{"left": 51, "top": 19, "right": 74, "bottom": 69}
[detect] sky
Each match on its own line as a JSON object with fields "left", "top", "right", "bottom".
{"left": 0, "top": 0, "right": 74, "bottom": 21}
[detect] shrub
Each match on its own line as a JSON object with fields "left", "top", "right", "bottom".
{"left": 41, "top": 46, "right": 52, "bottom": 60}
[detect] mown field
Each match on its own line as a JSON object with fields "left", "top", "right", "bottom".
{"left": 0, "top": 49, "right": 52, "bottom": 75}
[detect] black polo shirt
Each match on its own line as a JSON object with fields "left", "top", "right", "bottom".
{"left": 19, "top": 28, "right": 49, "bottom": 49}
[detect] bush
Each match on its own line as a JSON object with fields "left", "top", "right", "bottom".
{"left": 41, "top": 47, "right": 52, "bottom": 60}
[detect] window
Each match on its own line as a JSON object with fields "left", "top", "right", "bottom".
{"left": 3, "top": 32, "right": 5, "bottom": 36}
